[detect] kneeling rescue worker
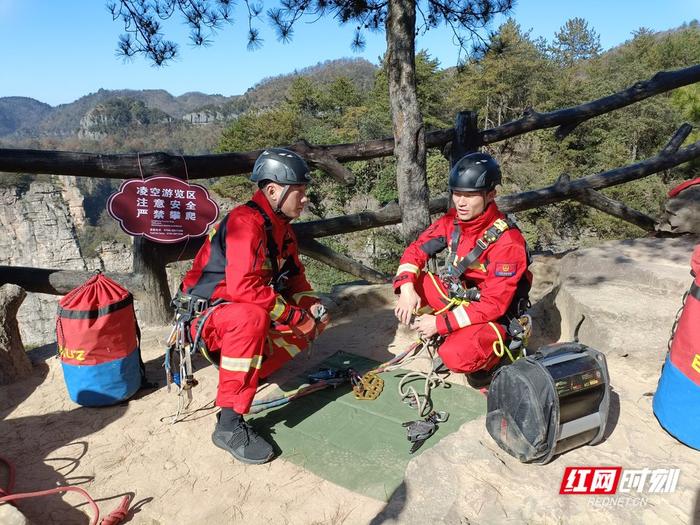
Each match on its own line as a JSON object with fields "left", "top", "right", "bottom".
{"left": 177, "top": 148, "right": 329, "bottom": 464}
{"left": 394, "top": 152, "right": 532, "bottom": 383}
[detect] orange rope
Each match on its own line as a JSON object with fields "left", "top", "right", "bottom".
{"left": 0, "top": 455, "right": 130, "bottom": 525}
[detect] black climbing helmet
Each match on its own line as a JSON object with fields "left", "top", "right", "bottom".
{"left": 448, "top": 152, "right": 501, "bottom": 192}
{"left": 250, "top": 148, "right": 311, "bottom": 187}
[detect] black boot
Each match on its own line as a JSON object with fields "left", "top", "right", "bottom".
{"left": 466, "top": 355, "right": 511, "bottom": 389}
{"left": 466, "top": 368, "right": 494, "bottom": 389}
{"left": 212, "top": 410, "right": 274, "bottom": 464}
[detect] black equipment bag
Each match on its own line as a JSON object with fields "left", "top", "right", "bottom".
{"left": 486, "top": 342, "right": 610, "bottom": 464}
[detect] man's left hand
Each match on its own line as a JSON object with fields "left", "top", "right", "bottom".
{"left": 411, "top": 314, "right": 438, "bottom": 339}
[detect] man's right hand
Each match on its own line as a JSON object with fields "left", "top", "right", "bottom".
{"left": 291, "top": 311, "right": 318, "bottom": 340}
{"left": 395, "top": 283, "right": 421, "bottom": 326}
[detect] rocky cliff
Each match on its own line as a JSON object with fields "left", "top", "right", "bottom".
{"left": 1, "top": 179, "right": 132, "bottom": 346}
{"left": 1, "top": 181, "right": 86, "bottom": 346}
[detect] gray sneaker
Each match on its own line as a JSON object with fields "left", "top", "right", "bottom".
{"left": 212, "top": 413, "right": 274, "bottom": 464}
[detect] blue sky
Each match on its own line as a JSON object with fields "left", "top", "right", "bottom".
{"left": 0, "top": 0, "right": 697, "bottom": 106}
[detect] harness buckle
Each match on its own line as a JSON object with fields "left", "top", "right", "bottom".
{"left": 493, "top": 218, "right": 509, "bottom": 232}
{"left": 476, "top": 238, "right": 489, "bottom": 250}
{"left": 193, "top": 298, "right": 209, "bottom": 316}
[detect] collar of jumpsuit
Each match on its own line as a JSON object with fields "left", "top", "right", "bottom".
{"left": 252, "top": 187, "right": 290, "bottom": 228}
{"left": 450, "top": 201, "right": 502, "bottom": 239}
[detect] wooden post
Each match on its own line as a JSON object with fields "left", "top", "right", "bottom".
{"left": 451, "top": 111, "right": 480, "bottom": 166}
{"left": 132, "top": 238, "right": 173, "bottom": 324}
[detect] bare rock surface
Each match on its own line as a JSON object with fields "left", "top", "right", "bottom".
{"left": 0, "top": 183, "right": 86, "bottom": 346}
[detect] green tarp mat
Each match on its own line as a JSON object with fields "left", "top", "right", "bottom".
{"left": 249, "top": 351, "right": 486, "bottom": 501}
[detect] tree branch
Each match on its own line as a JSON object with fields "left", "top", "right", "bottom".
{"left": 570, "top": 188, "right": 656, "bottom": 231}
{"left": 480, "top": 63, "right": 700, "bottom": 144}
{"left": 295, "top": 136, "right": 700, "bottom": 237}
{"left": 0, "top": 266, "right": 146, "bottom": 298}
{"left": 296, "top": 238, "right": 389, "bottom": 284}
{"left": 661, "top": 123, "right": 693, "bottom": 155}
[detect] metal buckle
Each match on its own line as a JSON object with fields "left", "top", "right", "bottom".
{"left": 493, "top": 219, "right": 509, "bottom": 232}
{"left": 193, "top": 298, "right": 208, "bottom": 315}
{"left": 476, "top": 238, "right": 489, "bottom": 250}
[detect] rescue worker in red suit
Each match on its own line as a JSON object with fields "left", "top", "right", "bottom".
{"left": 179, "top": 148, "right": 329, "bottom": 464}
{"left": 394, "top": 152, "right": 531, "bottom": 384}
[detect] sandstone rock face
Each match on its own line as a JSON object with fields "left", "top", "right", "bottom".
{"left": 0, "top": 504, "right": 31, "bottom": 525}
{"left": 57, "top": 176, "right": 87, "bottom": 230}
{"left": 377, "top": 236, "right": 700, "bottom": 525}
{"left": 0, "top": 182, "right": 86, "bottom": 346}
{"left": 658, "top": 185, "right": 700, "bottom": 234}
{"left": 182, "top": 110, "right": 227, "bottom": 124}
{"left": 85, "top": 240, "right": 133, "bottom": 273}
{"left": 0, "top": 284, "right": 32, "bottom": 385}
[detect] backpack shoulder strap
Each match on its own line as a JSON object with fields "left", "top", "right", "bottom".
{"left": 245, "top": 200, "right": 280, "bottom": 281}
{"left": 451, "top": 218, "right": 511, "bottom": 277}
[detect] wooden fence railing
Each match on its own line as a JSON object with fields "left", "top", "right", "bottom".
{"left": 2, "top": 63, "right": 700, "bottom": 323}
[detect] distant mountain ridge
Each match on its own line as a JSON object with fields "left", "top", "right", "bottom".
{"left": 0, "top": 58, "right": 377, "bottom": 140}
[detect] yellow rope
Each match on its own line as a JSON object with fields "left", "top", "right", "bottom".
{"left": 488, "top": 321, "right": 518, "bottom": 363}
{"left": 426, "top": 272, "right": 470, "bottom": 315}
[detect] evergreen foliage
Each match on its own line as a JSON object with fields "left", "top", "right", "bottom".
{"left": 4, "top": 21, "right": 700, "bottom": 289}
{"left": 212, "top": 21, "right": 700, "bottom": 284}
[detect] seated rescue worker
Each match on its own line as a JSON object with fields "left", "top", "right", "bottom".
{"left": 178, "top": 148, "right": 329, "bottom": 464}
{"left": 393, "top": 152, "right": 532, "bottom": 382}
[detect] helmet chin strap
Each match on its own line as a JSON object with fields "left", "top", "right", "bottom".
{"left": 274, "top": 185, "right": 292, "bottom": 219}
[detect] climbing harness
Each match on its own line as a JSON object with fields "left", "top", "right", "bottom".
{"left": 165, "top": 292, "right": 227, "bottom": 423}
{"left": 443, "top": 217, "right": 513, "bottom": 280}
{"left": 489, "top": 314, "right": 533, "bottom": 363}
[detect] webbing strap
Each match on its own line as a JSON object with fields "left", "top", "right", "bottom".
{"left": 246, "top": 201, "right": 280, "bottom": 284}
{"left": 691, "top": 282, "right": 700, "bottom": 301}
{"left": 445, "top": 219, "right": 461, "bottom": 277}
{"left": 190, "top": 302, "right": 225, "bottom": 367}
{"left": 448, "top": 218, "right": 512, "bottom": 278}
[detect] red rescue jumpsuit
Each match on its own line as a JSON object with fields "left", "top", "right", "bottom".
{"left": 181, "top": 190, "right": 320, "bottom": 414}
{"left": 393, "top": 203, "right": 531, "bottom": 373}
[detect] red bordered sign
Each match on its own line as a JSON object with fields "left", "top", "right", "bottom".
{"left": 107, "top": 175, "right": 219, "bottom": 243}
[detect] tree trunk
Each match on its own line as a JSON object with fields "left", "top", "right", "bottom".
{"left": 133, "top": 238, "right": 173, "bottom": 325}
{"left": 385, "top": 0, "right": 430, "bottom": 243}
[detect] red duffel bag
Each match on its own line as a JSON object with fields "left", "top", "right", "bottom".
{"left": 56, "top": 271, "right": 145, "bottom": 406}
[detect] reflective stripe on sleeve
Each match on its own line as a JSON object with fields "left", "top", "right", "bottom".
{"left": 270, "top": 337, "right": 302, "bottom": 357}
{"left": 220, "top": 355, "right": 263, "bottom": 373}
{"left": 396, "top": 263, "right": 420, "bottom": 276}
{"left": 270, "top": 296, "right": 288, "bottom": 321}
{"left": 452, "top": 305, "right": 471, "bottom": 328}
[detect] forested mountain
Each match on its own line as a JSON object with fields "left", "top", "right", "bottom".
{"left": 2, "top": 22, "right": 700, "bottom": 288}
{"left": 0, "top": 58, "right": 377, "bottom": 142}
{"left": 0, "top": 97, "right": 53, "bottom": 137}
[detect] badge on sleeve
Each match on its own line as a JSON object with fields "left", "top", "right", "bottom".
{"left": 495, "top": 262, "right": 517, "bottom": 277}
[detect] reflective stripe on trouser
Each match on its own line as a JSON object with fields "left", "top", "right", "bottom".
{"left": 195, "top": 303, "right": 309, "bottom": 414}
{"left": 195, "top": 303, "right": 268, "bottom": 414}
{"left": 413, "top": 271, "right": 502, "bottom": 373}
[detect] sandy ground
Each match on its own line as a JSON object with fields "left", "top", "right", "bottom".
{"left": 2, "top": 241, "right": 700, "bottom": 524}
{"left": 1, "top": 306, "right": 419, "bottom": 525}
